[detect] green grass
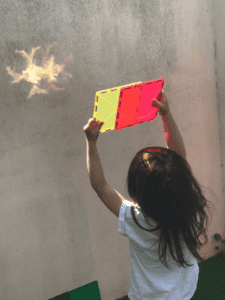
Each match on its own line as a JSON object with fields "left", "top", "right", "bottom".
{"left": 190, "top": 253, "right": 225, "bottom": 300}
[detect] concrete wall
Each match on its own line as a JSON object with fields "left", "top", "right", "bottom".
{"left": 0, "top": 0, "right": 224, "bottom": 299}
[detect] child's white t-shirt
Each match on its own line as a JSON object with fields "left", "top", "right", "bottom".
{"left": 118, "top": 200, "right": 199, "bottom": 300}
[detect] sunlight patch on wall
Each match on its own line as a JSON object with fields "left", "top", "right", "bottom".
{"left": 6, "top": 42, "right": 74, "bottom": 98}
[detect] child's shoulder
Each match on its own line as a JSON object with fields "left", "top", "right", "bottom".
{"left": 122, "top": 200, "right": 139, "bottom": 209}
{"left": 123, "top": 200, "right": 136, "bottom": 206}
{"left": 128, "top": 200, "right": 138, "bottom": 207}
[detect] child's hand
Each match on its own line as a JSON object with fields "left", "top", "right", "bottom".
{"left": 83, "top": 118, "right": 104, "bottom": 142}
{"left": 152, "top": 92, "right": 170, "bottom": 117}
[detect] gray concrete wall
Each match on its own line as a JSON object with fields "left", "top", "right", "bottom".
{"left": 0, "top": 0, "right": 224, "bottom": 299}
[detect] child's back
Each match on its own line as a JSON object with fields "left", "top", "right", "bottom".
{"left": 119, "top": 200, "right": 199, "bottom": 300}
{"left": 118, "top": 92, "right": 215, "bottom": 300}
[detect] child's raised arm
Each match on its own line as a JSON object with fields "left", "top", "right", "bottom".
{"left": 152, "top": 92, "right": 186, "bottom": 160}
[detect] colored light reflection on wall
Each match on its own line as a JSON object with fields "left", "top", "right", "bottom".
{"left": 6, "top": 42, "right": 74, "bottom": 98}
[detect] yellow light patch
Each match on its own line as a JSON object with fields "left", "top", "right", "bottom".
{"left": 6, "top": 42, "right": 74, "bottom": 98}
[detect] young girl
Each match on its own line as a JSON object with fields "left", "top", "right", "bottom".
{"left": 119, "top": 93, "right": 215, "bottom": 300}
{"left": 84, "top": 92, "right": 215, "bottom": 300}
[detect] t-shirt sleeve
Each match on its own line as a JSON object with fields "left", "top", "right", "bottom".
{"left": 118, "top": 200, "right": 132, "bottom": 236}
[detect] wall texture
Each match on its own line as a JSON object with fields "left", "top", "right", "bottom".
{"left": 0, "top": 0, "right": 224, "bottom": 299}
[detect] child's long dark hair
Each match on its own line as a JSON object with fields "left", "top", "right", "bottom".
{"left": 126, "top": 147, "right": 216, "bottom": 270}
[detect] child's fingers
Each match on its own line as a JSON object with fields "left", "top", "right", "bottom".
{"left": 152, "top": 99, "right": 159, "bottom": 106}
